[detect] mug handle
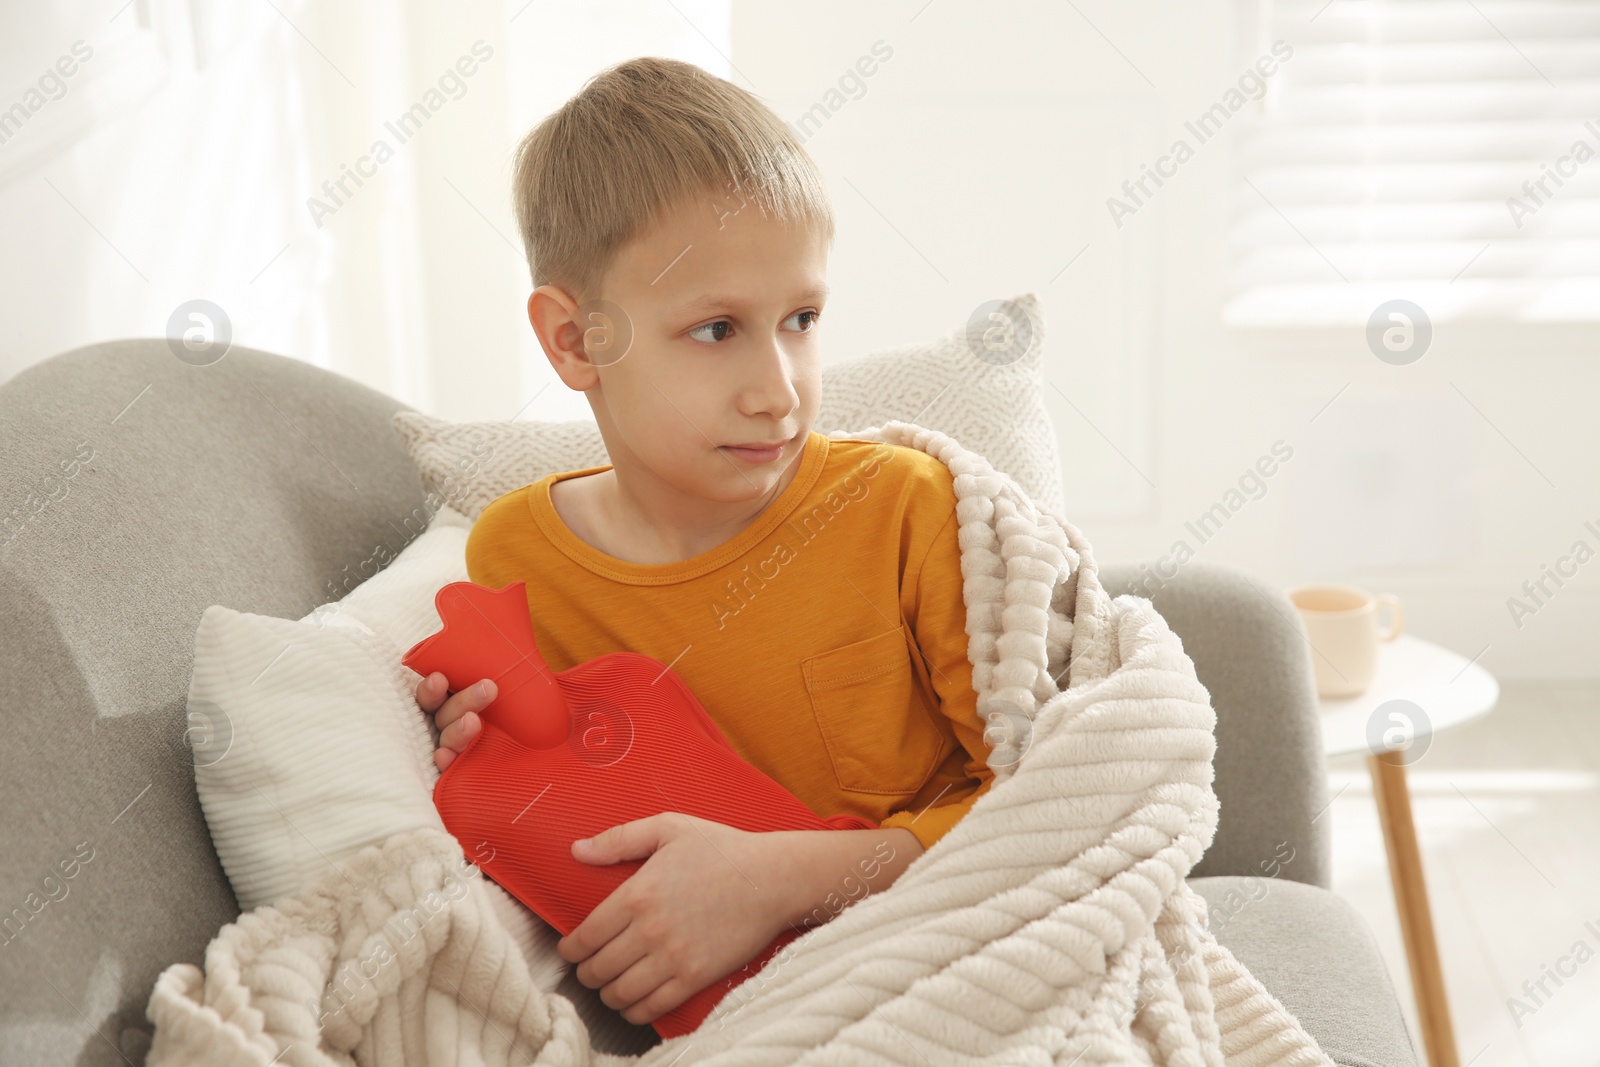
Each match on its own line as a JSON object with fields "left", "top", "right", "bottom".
{"left": 1375, "top": 593, "right": 1404, "bottom": 641}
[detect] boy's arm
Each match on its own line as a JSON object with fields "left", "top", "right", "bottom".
{"left": 767, "top": 826, "right": 923, "bottom": 931}
{"left": 878, "top": 499, "right": 996, "bottom": 853}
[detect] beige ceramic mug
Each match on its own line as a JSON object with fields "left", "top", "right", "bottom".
{"left": 1286, "top": 584, "right": 1404, "bottom": 698}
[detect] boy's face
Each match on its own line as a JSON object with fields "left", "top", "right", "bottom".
{"left": 535, "top": 185, "right": 829, "bottom": 507}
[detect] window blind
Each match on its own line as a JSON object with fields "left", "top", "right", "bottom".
{"left": 1226, "top": 0, "right": 1600, "bottom": 325}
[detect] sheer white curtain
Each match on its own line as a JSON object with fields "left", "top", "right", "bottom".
{"left": 1, "top": 0, "right": 732, "bottom": 424}
{"left": 1227, "top": 0, "right": 1600, "bottom": 325}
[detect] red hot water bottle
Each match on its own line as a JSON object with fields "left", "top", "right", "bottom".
{"left": 401, "top": 580, "right": 877, "bottom": 1040}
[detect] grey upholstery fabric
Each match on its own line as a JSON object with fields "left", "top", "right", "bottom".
{"left": 0, "top": 340, "right": 1412, "bottom": 1065}
{"left": 1100, "top": 560, "right": 1335, "bottom": 890}
{"left": 1193, "top": 877, "right": 1420, "bottom": 1067}
{"left": 0, "top": 341, "right": 432, "bottom": 1065}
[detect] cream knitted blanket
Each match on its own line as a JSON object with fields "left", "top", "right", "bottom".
{"left": 144, "top": 421, "right": 1333, "bottom": 1067}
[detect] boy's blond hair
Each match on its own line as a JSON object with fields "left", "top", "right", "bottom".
{"left": 511, "top": 56, "right": 834, "bottom": 305}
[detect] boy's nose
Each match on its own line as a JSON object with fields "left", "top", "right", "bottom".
{"left": 737, "top": 340, "right": 801, "bottom": 419}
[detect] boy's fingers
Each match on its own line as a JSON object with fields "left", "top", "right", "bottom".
{"left": 414, "top": 671, "right": 448, "bottom": 713}
{"left": 434, "top": 689, "right": 462, "bottom": 730}
{"left": 438, "top": 710, "right": 481, "bottom": 754}
{"left": 433, "top": 678, "right": 496, "bottom": 730}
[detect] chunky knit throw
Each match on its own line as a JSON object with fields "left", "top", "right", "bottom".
{"left": 144, "top": 421, "right": 1333, "bottom": 1067}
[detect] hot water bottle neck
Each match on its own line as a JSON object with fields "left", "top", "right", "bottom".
{"left": 401, "top": 580, "right": 876, "bottom": 1039}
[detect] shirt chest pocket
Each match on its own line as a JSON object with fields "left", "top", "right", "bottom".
{"left": 801, "top": 627, "right": 945, "bottom": 795}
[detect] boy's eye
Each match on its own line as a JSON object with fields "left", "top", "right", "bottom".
{"left": 688, "top": 320, "right": 731, "bottom": 344}
{"left": 687, "top": 310, "right": 818, "bottom": 344}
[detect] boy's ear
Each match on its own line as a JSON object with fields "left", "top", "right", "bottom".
{"left": 527, "top": 285, "right": 633, "bottom": 390}
{"left": 528, "top": 285, "right": 596, "bottom": 390}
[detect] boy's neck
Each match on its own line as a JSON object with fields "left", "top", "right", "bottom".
{"left": 554, "top": 434, "right": 811, "bottom": 565}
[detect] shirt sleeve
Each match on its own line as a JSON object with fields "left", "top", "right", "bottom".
{"left": 464, "top": 491, "right": 521, "bottom": 589}
{"left": 879, "top": 497, "right": 994, "bottom": 853}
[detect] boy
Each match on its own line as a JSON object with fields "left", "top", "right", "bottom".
{"left": 413, "top": 56, "right": 993, "bottom": 1028}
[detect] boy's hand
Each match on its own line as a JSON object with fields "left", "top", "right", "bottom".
{"left": 414, "top": 672, "right": 496, "bottom": 772}
{"left": 556, "top": 812, "right": 794, "bottom": 1026}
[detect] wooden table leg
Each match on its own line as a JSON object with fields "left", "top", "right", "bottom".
{"left": 1368, "top": 751, "right": 1459, "bottom": 1067}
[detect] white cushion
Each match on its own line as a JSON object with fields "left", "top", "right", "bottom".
{"left": 184, "top": 506, "right": 655, "bottom": 1045}
{"left": 393, "top": 291, "right": 1063, "bottom": 520}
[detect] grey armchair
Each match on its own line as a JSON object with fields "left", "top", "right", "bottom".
{"left": 0, "top": 340, "right": 1418, "bottom": 1066}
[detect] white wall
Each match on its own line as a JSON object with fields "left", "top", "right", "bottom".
{"left": 2, "top": 0, "right": 1595, "bottom": 681}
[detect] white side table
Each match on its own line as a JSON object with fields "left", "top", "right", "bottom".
{"left": 1318, "top": 633, "right": 1500, "bottom": 1067}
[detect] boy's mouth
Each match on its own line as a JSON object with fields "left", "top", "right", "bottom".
{"left": 719, "top": 431, "right": 795, "bottom": 464}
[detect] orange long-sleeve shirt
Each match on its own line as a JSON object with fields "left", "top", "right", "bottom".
{"left": 463, "top": 430, "right": 993, "bottom": 852}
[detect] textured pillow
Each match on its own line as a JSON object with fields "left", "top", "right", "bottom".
{"left": 186, "top": 508, "right": 466, "bottom": 913}
{"left": 393, "top": 291, "right": 1063, "bottom": 519}
{"left": 184, "top": 504, "right": 658, "bottom": 1055}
